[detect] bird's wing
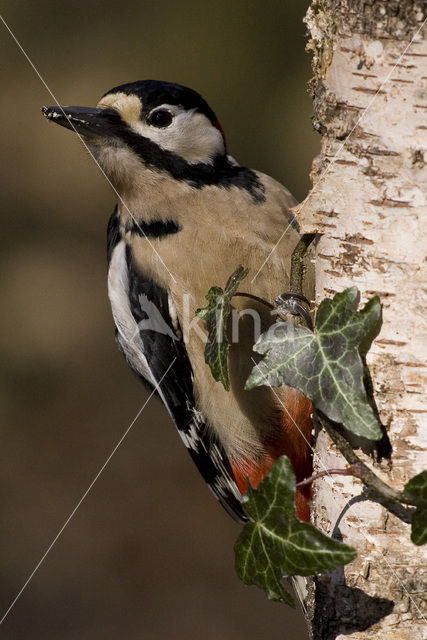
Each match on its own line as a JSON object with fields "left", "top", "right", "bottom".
{"left": 107, "top": 208, "right": 247, "bottom": 522}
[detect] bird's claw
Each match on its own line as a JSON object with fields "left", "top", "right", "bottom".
{"left": 274, "top": 291, "right": 313, "bottom": 331}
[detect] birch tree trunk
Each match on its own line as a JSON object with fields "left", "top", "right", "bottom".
{"left": 296, "top": 1, "right": 427, "bottom": 637}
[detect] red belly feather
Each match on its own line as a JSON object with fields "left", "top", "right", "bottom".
{"left": 231, "top": 388, "right": 313, "bottom": 522}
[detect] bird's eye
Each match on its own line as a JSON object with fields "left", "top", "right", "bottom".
{"left": 147, "top": 109, "right": 173, "bottom": 128}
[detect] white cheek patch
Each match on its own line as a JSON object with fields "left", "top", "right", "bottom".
{"left": 97, "top": 95, "right": 225, "bottom": 165}
{"left": 130, "top": 105, "right": 225, "bottom": 164}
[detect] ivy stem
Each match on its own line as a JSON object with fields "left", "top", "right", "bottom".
{"left": 233, "top": 291, "right": 313, "bottom": 329}
{"left": 232, "top": 232, "right": 317, "bottom": 326}
{"left": 296, "top": 467, "right": 356, "bottom": 487}
{"left": 233, "top": 291, "right": 275, "bottom": 309}
{"left": 315, "top": 411, "right": 416, "bottom": 507}
{"left": 290, "top": 233, "right": 317, "bottom": 294}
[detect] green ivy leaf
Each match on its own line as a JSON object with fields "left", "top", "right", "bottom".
{"left": 196, "top": 266, "right": 248, "bottom": 390}
{"left": 405, "top": 470, "right": 427, "bottom": 545}
{"left": 246, "top": 288, "right": 383, "bottom": 441}
{"left": 235, "top": 457, "right": 356, "bottom": 605}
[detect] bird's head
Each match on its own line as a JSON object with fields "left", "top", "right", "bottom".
{"left": 42, "top": 80, "right": 227, "bottom": 191}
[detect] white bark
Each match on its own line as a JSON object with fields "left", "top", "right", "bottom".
{"left": 297, "top": 1, "right": 427, "bottom": 637}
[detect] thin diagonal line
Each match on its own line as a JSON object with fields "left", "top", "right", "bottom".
{"left": 0, "top": 359, "right": 176, "bottom": 626}
{"left": 251, "top": 215, "right": 297, "bottom": 284}
{"left": 250, "top": 357, "right": 426, "bottom": 622}
{"left": 0, "top": 13, "right": 177, "bottom": 284}
{"left": 252, "top": 16, "right": 427, "bottom": 283}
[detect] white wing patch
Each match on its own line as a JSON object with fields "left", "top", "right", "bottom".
{"left": 108, "top": 240, "right": 156, "bottom": 386}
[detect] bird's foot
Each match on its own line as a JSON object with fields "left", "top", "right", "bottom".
{"left": 274, "top": 291, "right": 313, "bottom": 331}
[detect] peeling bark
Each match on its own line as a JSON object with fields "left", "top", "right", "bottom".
{"left": 297, "top": 1, "right": 427, "bottom": 637}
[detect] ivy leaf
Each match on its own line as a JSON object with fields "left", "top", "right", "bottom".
{"left": 246, "top": 288, "right": 383, "bottom": 441}
{"left": 405, "top": 470, "right": 427, "bottom": 545}
{"left": 196, "top": 266, "right": 248, "bottom": 390}
{"left": 235, "top": 456, "right": 356, "bottom": 605}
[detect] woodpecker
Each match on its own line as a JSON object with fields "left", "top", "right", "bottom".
{"left": 42, "top": 80, "right": 313, "bottom": 523}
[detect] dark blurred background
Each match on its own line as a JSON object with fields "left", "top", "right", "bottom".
{"left": 1, "top": 1, "right": 318, "bottom": 638}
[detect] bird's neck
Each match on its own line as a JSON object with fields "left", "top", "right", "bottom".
{"left": 115, "top": 167, "right": 193, "bottom": 228}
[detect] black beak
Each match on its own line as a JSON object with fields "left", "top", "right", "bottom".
{"left": 41, "top": 105, "right": 118, "bottom": 137}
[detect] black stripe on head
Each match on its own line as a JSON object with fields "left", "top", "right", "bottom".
{"left": 104, "top": 80, "right": 219, "bottom": 127}
{"left": 118, "top": 126, "right": 265, "bottom": 202}
{"left": 99, "top": 80, "right": 265, "bottom": 203}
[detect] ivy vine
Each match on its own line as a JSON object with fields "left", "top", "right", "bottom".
{"left": 196, "top": 263, "right": 426, "bottom": 606}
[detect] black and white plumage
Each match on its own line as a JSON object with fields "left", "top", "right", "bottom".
{"left": 42, "top": 80, "right": 313, "bottom": 528}
{"left": 107, "top": 205, "right": 247, "bottom": 522}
